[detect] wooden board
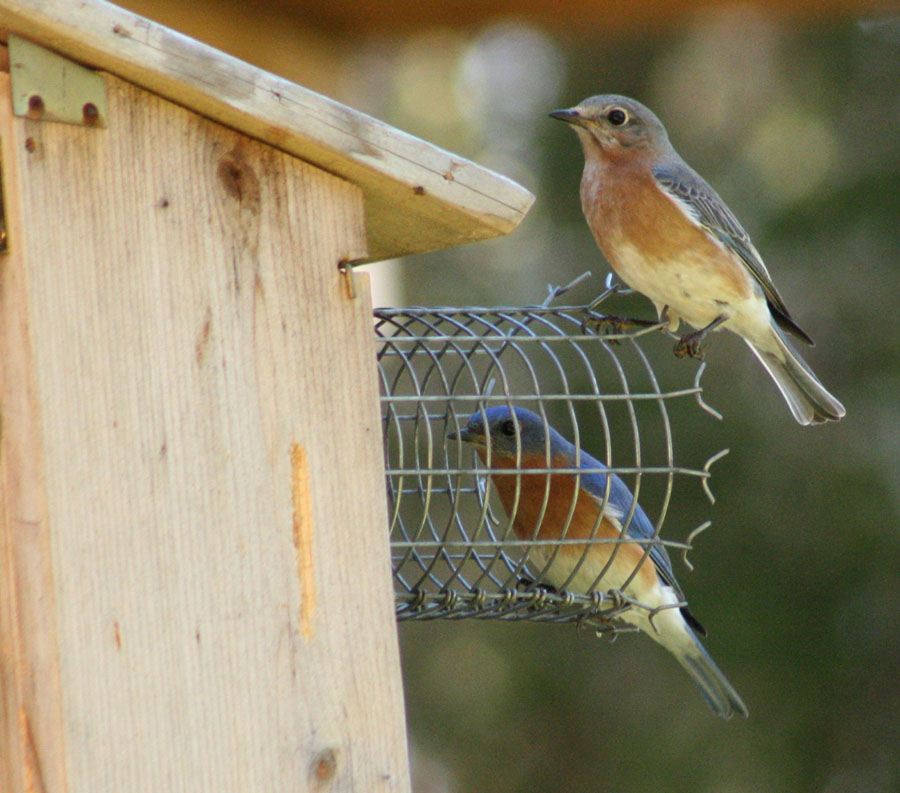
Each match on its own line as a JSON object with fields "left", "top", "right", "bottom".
{"left": 0, "top": 70, "right": 410, "bottom": 792}
{"left": 0, "top": 69, "right": 67, "bottom": 792}
{"left": 0, "top": 0, "right": 535, "bottom": 262}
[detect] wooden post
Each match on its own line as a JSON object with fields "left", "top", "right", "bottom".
{"left": 0, "top": 66, "right": 408, "bottom": 792}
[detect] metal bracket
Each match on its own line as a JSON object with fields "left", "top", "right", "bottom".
{"left": 338, "top": 257, "right": 367, "bottom": 300}
{"left": 8, "top": 34, "right": 107, "bottom": 127}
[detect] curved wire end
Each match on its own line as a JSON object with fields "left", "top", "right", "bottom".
{"left": 681, "top": 520, "right": 712, "bottom": 571}
{"left": 585, "top": 274, "right": 628, "bottom": 313}
{"left": 541, "top": 270, "right": 593, "bottom": 308}
{"left": 701, "top": 447, "right": 730, "bottom": 504}
{"left": 693, "top": 362, "right": 723, "bottom": 420}
{"left": 475, "top": 473, "right": 501, "bottom": 526}
{"left": 604, "top": 272, "right": 636, "bottom": 295}
{"left": 647, "top": 600, "right": 686, "bottom": 635}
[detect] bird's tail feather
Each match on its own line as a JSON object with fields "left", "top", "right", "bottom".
{"left": 746, "top": 327, "right": 845, "bottom": 425}
{"left": 670, "top": 628, "right": 748, "bottom": 719}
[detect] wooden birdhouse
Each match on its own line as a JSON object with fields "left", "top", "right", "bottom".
{"left": 0, "top": 1, "right": 533, "bottom": 791}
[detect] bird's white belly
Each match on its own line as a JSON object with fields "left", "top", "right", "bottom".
{"left": 611, "top": 243, "right": 771, "bottom": 340}
{"left": 527, "top": 543, "right": 635, "bottom": 593}
{"left": 527, "top": 541, "right": 680, "bottom": 621}
{"left": 528, "top": 543, "right": 684, "bottom": 639}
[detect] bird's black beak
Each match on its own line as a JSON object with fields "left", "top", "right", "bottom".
{"left": 549, "top": 108, "right": 581, "bottom": 125}
{"left": 447, "top": 427, "right": 478, "bottom": 444}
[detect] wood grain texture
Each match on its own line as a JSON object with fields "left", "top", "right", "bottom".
{"left": 0, "top": 0, "right": 535, "bottom": 261}
{"left": 0, "top": 71, "right": 68, "bottom": 793}
{"left": 0, "top": 70, "right": 409, "bottom": 792}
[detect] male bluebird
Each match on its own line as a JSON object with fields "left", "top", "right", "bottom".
{"left": 449, "top": 406, "right": 748, "bottom": 718}
{"left": 550, "top": 94, "right": 845, "bottom": 425}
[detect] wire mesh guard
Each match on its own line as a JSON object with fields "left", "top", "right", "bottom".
{"left": 375, "top": 294, "right": 727, "bottom": 635}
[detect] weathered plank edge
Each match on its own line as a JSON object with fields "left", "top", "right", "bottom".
{"left": 0, "top": 0, "right": 536, "bottom": 261}
{"left": 0, "top": 70, "right": 69, "bottom": 793}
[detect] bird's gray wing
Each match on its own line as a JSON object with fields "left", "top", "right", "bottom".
{"left": 581, "top": 465, "right": 707, "bottom": 634}
{"left": 653, "top": 163, "right": 814, "bottom": 345}
{"left": 581, "top": 468, "right": 681, "bottom": 595}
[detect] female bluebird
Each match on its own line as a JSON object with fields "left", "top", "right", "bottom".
{"left": 550, "top": 94, "right": 845, "bottom": 425}
{"left": 449, "top": 406, "right": 748, "bottom": 718}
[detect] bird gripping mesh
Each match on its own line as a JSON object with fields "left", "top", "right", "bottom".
{"left": 376, "top": 295, "right": 727, "bottom": 632}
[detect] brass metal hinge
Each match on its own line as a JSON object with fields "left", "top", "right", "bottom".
{"left": 8, "top": 34, "right": 107, "bottom": 127}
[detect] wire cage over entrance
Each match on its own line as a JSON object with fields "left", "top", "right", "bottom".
{"left": 375, "top": 296, "right": 727, "bottom": 633}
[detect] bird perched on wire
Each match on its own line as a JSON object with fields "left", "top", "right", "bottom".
{"left": 449, "top": 405, "right": 748, "bottom": 718}
{"left": 550, "top": 94, "right": 844, "bottom": 425}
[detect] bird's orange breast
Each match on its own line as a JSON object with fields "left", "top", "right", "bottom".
{"left": 483, "top": 453, "right": 659, "bottom": 592}
{"left": 485, "top": 453, "right": 620, "bottom": 543}
{"left": 580, "top": 158, "right": 753, "bottom": 303}
{"left": 584, "top": 161, "right": 710, "bottom": 258}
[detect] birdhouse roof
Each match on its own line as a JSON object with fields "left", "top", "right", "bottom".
{"left": 0, "top": 0, "right": 534, "bottom": 262}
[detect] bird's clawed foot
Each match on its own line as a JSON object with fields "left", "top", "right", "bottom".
{"left": 580, "top": 612, "right": 619, "bottom": 636}
{"left": 517, "top": 576, "right": 557, "bottom": 594}
{"left": 674, "top": 329, "right": 708, "bottom": 360}
{"left": 582, "top": 312, "right": 660, "bottom": 342}
{"left": 673, "top": 314, "right": 727, "bottom": 360}
{"left": 580, "top": 590, "right": 639, "bottom": 638}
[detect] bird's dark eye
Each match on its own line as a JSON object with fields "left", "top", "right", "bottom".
{"left": 607, "top": 108, "right": 627, "bottom": 126}
{"left": 499, "top": 419, "right": 517, "bottom": 437}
